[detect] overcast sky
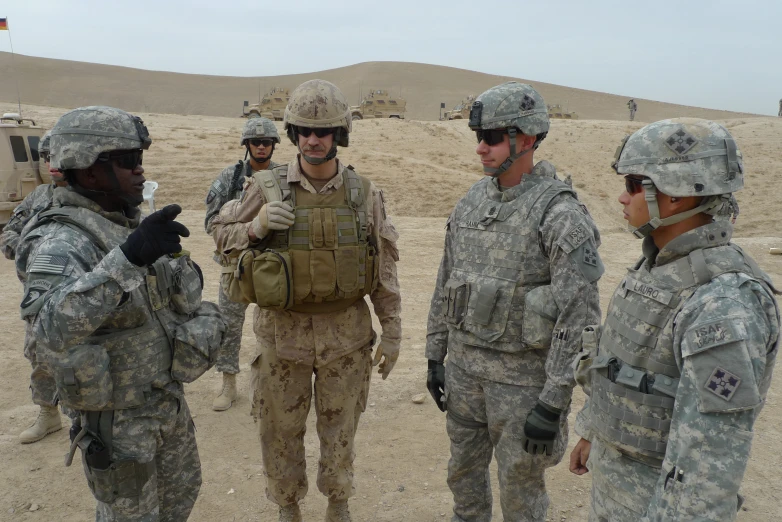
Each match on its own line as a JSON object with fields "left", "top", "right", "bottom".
{"left": 2, "top": 0, "right": 780, "bottom": 115}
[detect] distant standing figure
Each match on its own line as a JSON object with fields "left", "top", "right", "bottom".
{"left": 778, "top": 98, "right": 781, "bottom": 117}
{"left": 627, "top": 99, "right": 638, "bottom": 121}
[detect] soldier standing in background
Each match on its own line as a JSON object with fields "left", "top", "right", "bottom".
{"left": 426, "top": 82, "right": 603, "bottom": 522}
{"left": 1, "top": 131, "right": 72, "bottom": 444}
{"left": 18, "top": 106, "right": 225, "bottom": 520}
{"left": 628, "top": 98, "right": 638, "bottom": 121}
{"left": 778, "top": 98, "right": 781, "bottom": 117}
{"left": 211, "top": 80, "right": 402, "bottom": 522}
{"left": 569, "top": 119, "right": 780, "bottom": 521}
{"left": 205, "top": 117, "right": 281, "bottom": 411}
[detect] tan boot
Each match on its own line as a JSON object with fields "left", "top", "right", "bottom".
{"left": 279, "top": 503, "right": 302, "bottom": 522}
{"left": 19, "top": 405, "right": 62, "bottom": 444}
{"left": 212, "top": 373, "right": 238, "bottom": 411}
{"left": 325, "top": 500, "right": 351, "bottom": 522}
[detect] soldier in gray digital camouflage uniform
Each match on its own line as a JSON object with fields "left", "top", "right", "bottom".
{"left": 0, "top": 131, "right": 74, "bottom": 444}
{"left": 569, "top": 118, "right": 780, "bottom": 521}
{"left": 205, "top": 117, "right": 281, "bottom": 411}
{"left": 426, "top": 81, "right": 603, "bottom": 522}
{"left": 16, "top": 106, "right": 225, "bottom": 521}
{"left": 778, "top": 98, "right": 781, "bottom": 117}
{"left": 628, "top": 99, "right": 638, "bottom": 121}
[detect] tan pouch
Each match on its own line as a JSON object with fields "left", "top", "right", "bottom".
{"left": 310, "top": 250, "right": 336, "bottom": 297}
{"left": 253, "top": 249, "right": 293, "bottom": 309}
{"left": 290, "top": 249, "right": 311, "bottom": 301}
{"left": 335, "top": 246, "right": 360, "bottom": 295}
{"left": 220, "top": 249, "right": 257, "bottom": 305}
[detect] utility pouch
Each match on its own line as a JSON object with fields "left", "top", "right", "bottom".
{"left": 615, "top": 365, "right": 645, "bottom": 391}
{"left": 220, "top": 249, "right": 257, "bottom": 305}
{"left": 443, "top": 280, "right": 470, "bottom": 327}
{"left": 46, "top": 344, "right": 113, "bottom": 411}
{"left": 171, "top": 303, "right": 225, "bottom": 383}
{"left": 83, "top": 456, "right": 154, "bottom": 505}
{"left": 169, "top": 255, "right": 202, "bottom": 315}
{"left": 253, "top": 249, "right": 293, "bottom": 309}
{"left": 521, "top": 285, "right": 560, "bottom": 349}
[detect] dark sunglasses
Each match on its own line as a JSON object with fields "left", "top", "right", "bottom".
{"left": 97, "top": 149, "right": 143, "bottom": 170}
{"left": 249, "top": 138, "right": 274, "bottom": 148}
{"left": 624, "top": 177, "right": 645, "bottom": 195}
{"left": 295, "top": 126, "right": 335, "bottom": 138}
{"left": 475, "top": 128, "right": 509, "bottom": 146}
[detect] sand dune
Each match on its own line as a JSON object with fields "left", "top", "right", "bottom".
{"left": 0, "top": 52, "right": 763, "bottom": 122}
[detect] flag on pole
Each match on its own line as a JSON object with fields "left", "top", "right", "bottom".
{"left": 0, "top": 18, "right": 8, "bottom": 30}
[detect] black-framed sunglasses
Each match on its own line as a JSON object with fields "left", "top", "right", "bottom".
{"left": 249, "top": 138, "right": 274, "bottom": 148}
{"left": 624, "top": 176, "right": 645, "bottom": 195}
{"left": 97, "top": 149, "right": 143, "bottom": 170}
{"left": 475, "top": 128, "right": 509, "bottom": 146}
{"left": 295, "top": 126, "right": 335, "bottom": 138}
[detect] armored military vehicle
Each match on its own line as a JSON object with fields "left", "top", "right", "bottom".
{"left": 442, "top": 95, "right": 476, "bottom": 120}
{"left": 243, "top": 87, "right": 290, "bottom": 120}
{"left": 547, "top": 104, "right": 579, "bottom": 120}
{"left": 0, "top": 113, "right": 48, "bottom": 228}
{"left": 350, "top": 89, "right": 406, "bottom": 120}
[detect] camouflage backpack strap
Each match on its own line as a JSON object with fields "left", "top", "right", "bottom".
{"left": 343, "top": 165, "right": 371, "bottom": 242}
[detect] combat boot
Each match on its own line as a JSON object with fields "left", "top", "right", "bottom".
{"left": 278, "top": 503, "right": 302, "bottom": 522}
{"left": 19, "top": 405, "right": 62, "bottom": 444}
{"left": 325, "top": 500, "right": 351, "bottom": 522}
{"left": 212, "top": 373, "right": 238, "bottom": 411}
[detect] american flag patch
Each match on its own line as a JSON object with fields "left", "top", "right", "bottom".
{"left": 29, "top": 254, "right": 69, "bottom": 275}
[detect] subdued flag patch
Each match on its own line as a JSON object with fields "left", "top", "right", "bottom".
{"left": 29, "top": 254, "right": 69, "bottom": 275}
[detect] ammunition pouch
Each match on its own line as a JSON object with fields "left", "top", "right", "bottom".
{"left": 521, "top": 285, "right": 559, "bottom": 349}
{"left": 171, "top": 302, "right": 226, "bottom": 383}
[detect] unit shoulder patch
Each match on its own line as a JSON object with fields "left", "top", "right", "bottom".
{"left": 704, "top": 367, "right": 741, "bottom": 401}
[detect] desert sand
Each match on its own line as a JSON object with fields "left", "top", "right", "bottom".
{"left": 0, "top": 96, "right": 780, "bottom": 521}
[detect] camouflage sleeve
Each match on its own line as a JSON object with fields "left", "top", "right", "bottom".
{"left": 204, "top": 165, "right": 238, "bottom": 235}
{"left": 644, "top": 275, "right": 779, "bottom": 520}
{"left": 538, "top": 198, "right": 603, "bottom": 410}
{"left": 368, "top": 184, "right": 402, "bottom": 351}
{"left": 425, "top": 212, "right": 455, "bottom": 363}
{"left": 211, "top": 176, "right": 266, "bottom": 254}
{"left": 0, "top": 194, "right": 37, "bottom": 259}
{"left": 23, "top": 234, "right": 147, "bottom": 354}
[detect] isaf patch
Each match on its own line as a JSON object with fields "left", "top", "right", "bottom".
{"left": 28, "top": 254, "right": 68, "bottom": 275}
{"left": 563, "top": 224, "right": 588, "bottom": 250}
{"left": 685, "top": 318, "right": 741, "bottom": 354}
{"left": 705, "top": 367, "right": 741, "bottom": 401}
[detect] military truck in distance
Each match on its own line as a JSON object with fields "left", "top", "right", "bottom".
{"left": 350, "top": 90, "right": 406, "bottom": 120}
{"left": 442, "top": 95, "right": 476, "bottom": 120}
{"left": 547, "top": 104, "right": 579, "bottom": 120}
{"left": 243, "top": 87, "right": 291, "bottom": 120}
{"left": 0, "top": 113, "right": 48, "bottom": 228}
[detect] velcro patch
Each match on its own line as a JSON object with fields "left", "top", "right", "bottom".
{"left": 205, "top": 190, "right": 216, "bottom": 204}
{"left": 624, "top": 276, "right": 674, "bottom": 306}
{"left": 685, "top": 318, "right": 742, "bottom": 355}
{"left": 563, "top": 224, "right": 589, "bottom": 250}
{"left": 29, "top": 254, "right": 68, "bottom": 275}
{"left": 705, "top": 367, "right": 741, "bottom": 401}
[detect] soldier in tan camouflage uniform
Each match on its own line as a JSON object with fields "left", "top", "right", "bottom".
{"left": 211, "top": 79, "right": 402, "bottom": 522}
{"left": 569, "top": 119, "right": 780, "bottom": 521}
{"left": 17, "top": 106, "right": 224, "bottom": 521}
{"left": 1, "top": 131, "right": 73, "bottom": 444}
{"left": 205, "top": 117, "right": 281, "bottom": 411}
{"left": 426, "top": 82, "right": 603, "bottom": 522}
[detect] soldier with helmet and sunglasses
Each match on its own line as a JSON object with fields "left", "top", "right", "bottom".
{"left": 16, "top": 106, "right": 225, "bottom": 521}
{"left": 205, "top": 117, "right": 281, "bottom": 412}
{"left": 569, "top": 119, "right": 780, "bottom": 521}
{"left": 211, "top": 79, "right": 401, "bottom": 522}
{"left": 426, "top": 82, "right": 603, "bottom": 521}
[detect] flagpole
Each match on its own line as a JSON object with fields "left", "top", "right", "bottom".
{"left": 4, "top": 18, "right": 23, "bottom": 117}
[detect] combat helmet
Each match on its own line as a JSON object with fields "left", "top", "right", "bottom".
{"left": 37, "top": 130, "right": 52, "bottom": 158}
{"left": 49, "top": 106, "right": 151, "bottom": 171}
{"left": 612, "top": 118, "right": 743, "bottom": 238}
{"left": 469, "top": 82, "right": 549, "bottom": 176}
{"left": 241, "top": 117, "right": 280, "bottom": 163}
{"left": 284, "top": 79, "right": 351, "bottom": 165}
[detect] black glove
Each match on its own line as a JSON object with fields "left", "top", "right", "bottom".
{"left": 426, "top": 359, "right": 446, "bottom": 412}
{"left": 120, "top": 204, "right": 190, "bottom": 266}
{"left": 521, "top": 401, "right": 563, "bottom": 456}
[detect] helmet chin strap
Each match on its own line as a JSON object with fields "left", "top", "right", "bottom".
{"left": 631, "top": 179, "right": 722, "bottom": 238}
{"left": 299, "top": 142, "right": 338, "bottom": 166}
{"left": 483, "top": 128, "right": 533, "bottom": 178}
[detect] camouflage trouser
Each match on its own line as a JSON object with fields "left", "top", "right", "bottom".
{"left": 587, "top": 437, "right": 658, "bottom": 521}
{"left": 23, "top": 322, "right": 58, "bottom": 408}
{"left": 444, "top": 363, "right": 567, "bottom": 522}
{"left": 85, "top": 393, "right": 201, "bottom": 521}
{"left": 251, "top": 340, "right": 372, "bottom": 506}
{"left": 215, "top": 282, "right": 249, "bottom": 374}
{"left": 629, "top": 110, "right": 636, "bottom": 121}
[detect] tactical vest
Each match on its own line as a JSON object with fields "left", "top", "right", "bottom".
{"left": 243, "top": 164, "right": 377, "bottom": 313}
{"left": 33, "top": 206, "right": 184, "bottom": 410}
{"left": 444, "top": 176, "right": 574, "bottom": 353}
{"left": 589, "top": 243, "right": 772, "bottom": 465}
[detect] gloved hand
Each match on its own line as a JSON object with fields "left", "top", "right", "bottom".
{"left": 120, "top": 204, "right": 190, "bottom": 266}
{"left": 521, "top": 401, "right": 563, "bottom": 456}
{"left": 426, "top": 359, "right": 446, "bottom": 412}
{"left": 372, "top": 340, "right": 399, "bottom": 380}
{"left": 252, "top": 201, "right": 295, "bottom": 239}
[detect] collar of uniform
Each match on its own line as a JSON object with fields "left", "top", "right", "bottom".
{"left": 288, "top": 155, "right": 345, "bottom": 194}
{"left": 489, "top": 160, "right": 558, "bottom": 202}
{"left": 648, "top": 220, "right": 733, "bottom": 267}
{"left": 53, "top": 186, "right": 141, "bottom": 229}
